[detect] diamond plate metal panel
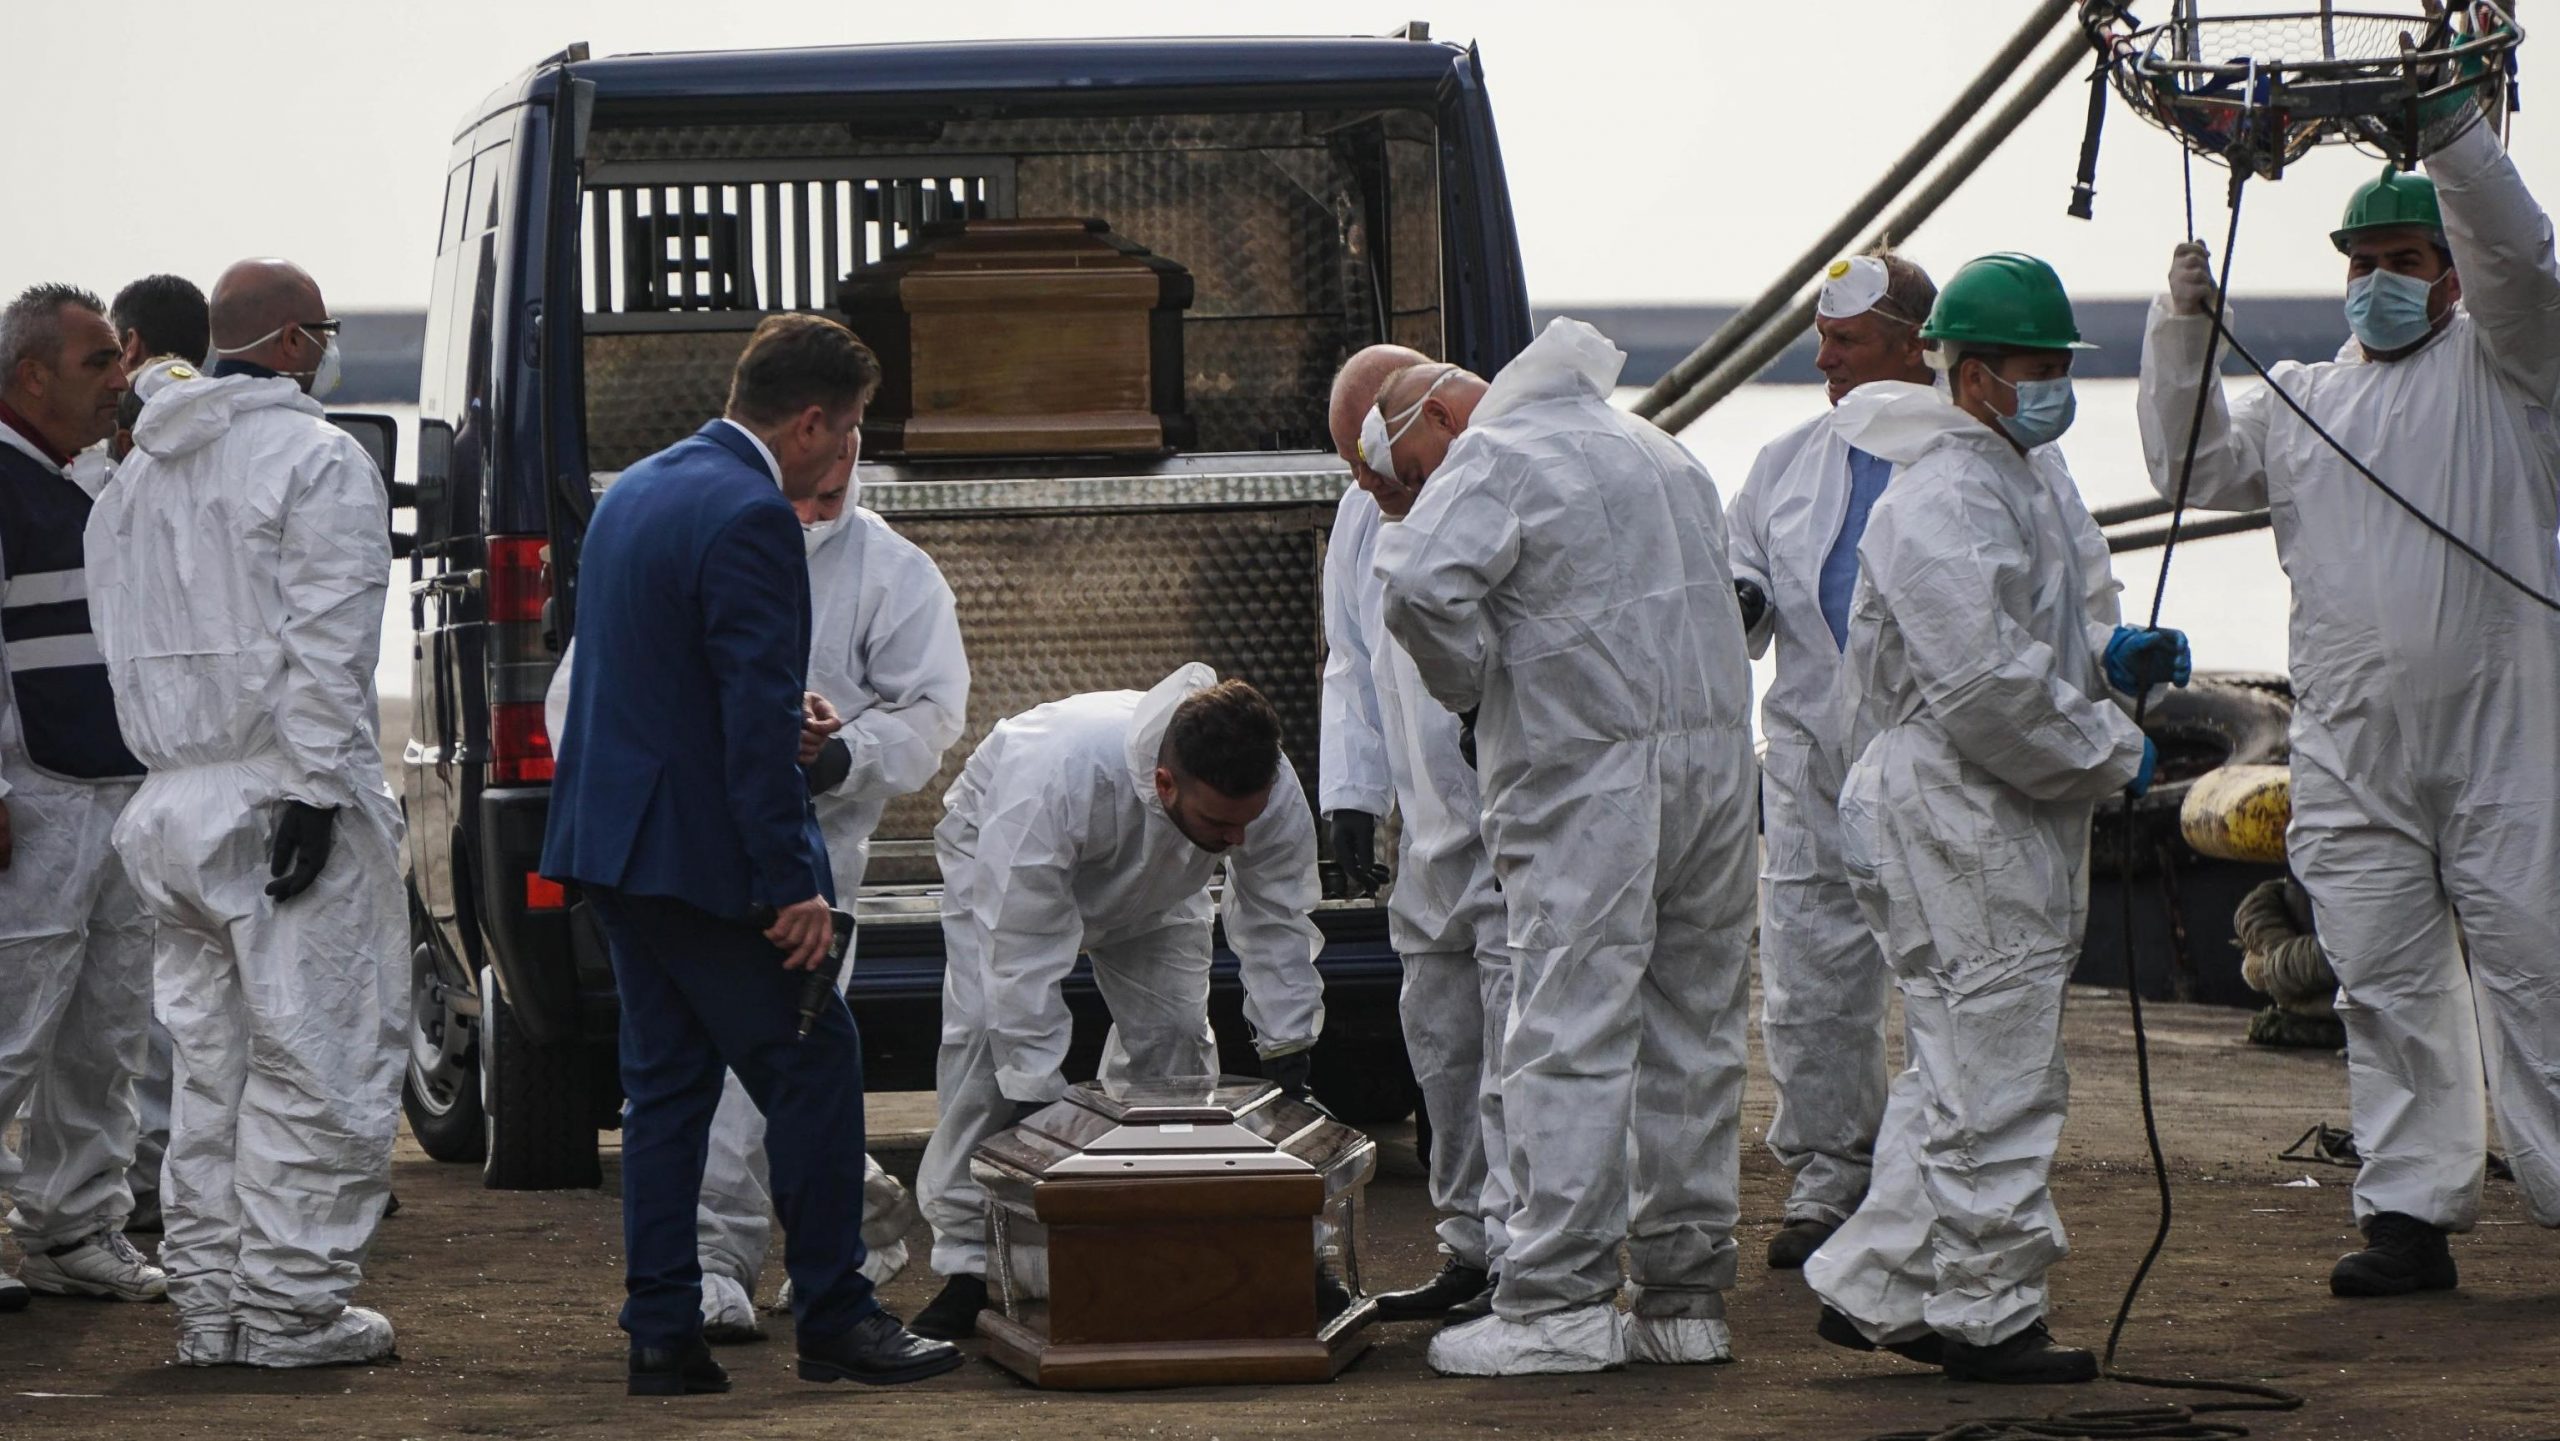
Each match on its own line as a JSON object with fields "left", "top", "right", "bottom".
{"left": 866, "top": 503, "right": 1336, "bottom": 883}
{"left": 583, "top": 330, "right": 750, "bottom": 471}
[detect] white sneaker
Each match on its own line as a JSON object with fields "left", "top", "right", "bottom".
{"left": 1624, "top": 1313, "right": 1735, "bottom": 1365}
{"left": 175, "top": 1323, "right": 239, "bottom": 1367}
{"left": 1425, "top": 1303, "right": 1626, "bottom": 1377}
{"left": 19, "top": 1230, "right": 168, "bottom": 1302}
{"left": 237, "top": 1307, "right": 396, "bottom": 1368}
{"left": 699, "top": 1271, "right": 765, "bottom": 1342}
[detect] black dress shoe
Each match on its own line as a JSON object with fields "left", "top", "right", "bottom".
{"left": 1444, "top": 1272, "right": 1497, "bottom": 1322}
{"left": 1940, "top": 1320, "right": 2098, "bottom": 1385}
{"left": 1371, "top": 1257, "right": 1491, "bottom": 1321}
{"left": 798, "top": 1308, "right": 967, "bottom": 1386}
{"left": 909, "top": 1273, "right": 988, "bottom": 1341}
{"left": 1766, "top": 1217, "right": 1837, "bottom": 1270}
{"left": 2330, "top": 1212, "right": 2458, "bottom": 1298}
{"left": 629, "top": 1340, "right": 731, "bottom": 1397}
{"left": 1815, "top": 1304, "right": 1944, "bottom": 1366}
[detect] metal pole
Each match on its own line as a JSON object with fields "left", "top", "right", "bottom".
{"left": 1652, "top": 30, "right": 2094, "bottom": 432}
{"left": 2106, "top": 510, "right": 2274, "bottom": 553}
{"left": 1628, "top": 0, "right": 2076, "bottom": 421}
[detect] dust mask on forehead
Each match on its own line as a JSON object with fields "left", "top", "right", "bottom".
{"left": 1819, "top": 256, "right": 1893, "bottom": 320}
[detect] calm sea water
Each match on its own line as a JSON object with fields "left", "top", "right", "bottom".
{"left": 371, "top": 377, "right": 2296, "bottom": 713}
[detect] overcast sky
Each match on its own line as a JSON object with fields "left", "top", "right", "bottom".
{"left": 10, "top": 0, "right": 2550, "bottom": 311}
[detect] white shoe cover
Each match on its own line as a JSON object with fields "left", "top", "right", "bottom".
{"left": 237, "top": 1306, "right": 396, "bottom": 1368}
{"left": 859, "top": 1238, "right": 912, "bottom": 1288}
{"left": 1426, "top": 1304, "right": 1626, "bottom": 1377}
{"left": 175, "top": 1323, "right": 238, "bottom": 1367}
{"left": 1624, "top": 1313, "right": 1734, "bottom": 1365}
{"left": 699, "top": 1270, "right": 764, "bottom": 1340}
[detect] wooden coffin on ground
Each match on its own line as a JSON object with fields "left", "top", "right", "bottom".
{"left": 968, "top": 1075, "right": 1377, "bottom": 1389}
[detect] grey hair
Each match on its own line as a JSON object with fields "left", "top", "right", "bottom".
{"left": 1864, "top": 243, "right": 1938, "bottom": 330}
{"left": 0, "top": 283, "right": 107, "bottom": 383}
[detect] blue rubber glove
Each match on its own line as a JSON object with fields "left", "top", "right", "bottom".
{"left": 2104, "top": 625, "right": 2193, "bottom": 693}
{"left": 2127, "top": 737, "right": 2159, "bottom": 799}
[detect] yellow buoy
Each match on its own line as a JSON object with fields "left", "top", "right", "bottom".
{"left": 2179, "top": 763, "right": 2292, "bottom": 863}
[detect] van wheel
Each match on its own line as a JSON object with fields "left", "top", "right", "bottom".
{"left": 401, "top": 941, "right": 485, "bottom": 1163}
{"left": 479, "top": 964, "right": 602, "bottom": 1191}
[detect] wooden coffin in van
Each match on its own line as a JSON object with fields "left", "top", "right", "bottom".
{"left": 841, "top": 217, "right": 1195, "bottom": 458}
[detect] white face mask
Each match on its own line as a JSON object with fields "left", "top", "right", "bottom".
{"left": 216, "top": 320, "right": 339, "bottom": 397}
{"left": 801, "top": 512, "right": 850, "bottom": 556}
{"left": 307, "top": 333, "right": 342, "bottom": 399}
{"left": 1357, "top": 365, "right": 1461, "bottom": 487}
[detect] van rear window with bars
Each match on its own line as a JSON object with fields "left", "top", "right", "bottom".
{"left": 580, "top": 159, "right": 1018, "bottom": 321}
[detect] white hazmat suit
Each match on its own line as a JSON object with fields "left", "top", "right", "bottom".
{"left": 2137, "top": 120, "right": 2560, "bottom": 1232}
{"left": 540, "top": 501, "right": 965, "bottom": 1325}
{"left": 918, "top": 664, "right": 1325, "bottom": 1282}
{"left": 1320, "top": 485, "right": 1515, "bottom": 1276}
{"left": 1375, "top": 319, "right": 1759, "bottom": 1370}
{"left": 1804, "top": 381, "right": 2145, "bottom": 1351}
{"left": 1731, "top": 412, "right": 2124, "bottom": 1231}
{"left": 85, "top": 368, "right": 407, "bottom": 1367}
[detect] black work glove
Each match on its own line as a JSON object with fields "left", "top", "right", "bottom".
{"left": 1735, "top": 578, "right": 1768, "bottom": 632}
{"left": 266, "top": 801, "right": 340, "bottom": 902}
{"left": 1005, "top": 1097, "right": 1047, "bottom": 1130}
{"left": 804, "top": 735, "right": 853, "bottom": 797}
{"left": 1263, "top": 1050, "right": 1314, "bottom": 1101}
{"left": 1328, "top": 810, "right": 1389, "bottom": 898}
{"left": 1457, "top": 708, "right": 1479, "bottom": 771}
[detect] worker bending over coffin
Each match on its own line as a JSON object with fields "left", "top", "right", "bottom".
{"left": 909, "top": 666, "right": 1326, "bottom": 1342}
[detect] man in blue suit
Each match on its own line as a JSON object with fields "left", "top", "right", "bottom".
{"left": 542, "top": 314, "right": 961, "bottom": 1396}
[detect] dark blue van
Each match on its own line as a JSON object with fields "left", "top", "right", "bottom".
{"left": 396, "top": 30, "right": 1533, "bottom": 1187}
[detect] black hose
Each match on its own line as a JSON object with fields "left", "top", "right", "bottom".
{"left": 2069, "top": 49, "right": 2111, "bottom": 219}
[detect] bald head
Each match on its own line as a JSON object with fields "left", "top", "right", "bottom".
{"left": 209, "top": 259, "right": 333, "bottom": 391}
{"left": 1327, "top": 344, "right": 1430, "bottom": 460}
{"left": 1376, "top": 360, "right": 1485, "bottom": 421}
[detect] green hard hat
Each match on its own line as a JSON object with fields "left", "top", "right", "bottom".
{"left": 2330, "top": 166, "right": 2445, "bottom": 254}
{"left": 1918, "top": 252, "right": 2096, "bottom": 352}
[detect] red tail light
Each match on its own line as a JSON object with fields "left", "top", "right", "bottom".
{"left": 487, "top": 536, "right": 549, "bottom": 623}
{"left": 492, "top": 701, "right": 554, "bottom": 784}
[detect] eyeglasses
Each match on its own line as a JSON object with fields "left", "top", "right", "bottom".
{"left": 298, "top": 318, "right": 343, "bottom": 337}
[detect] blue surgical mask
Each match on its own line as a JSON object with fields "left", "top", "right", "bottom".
{"left": 2345, "top": 268, "right": 2446, "bottom": 353}
{"left": 1982, "top": 369, "right": 2077, "bottom": 449}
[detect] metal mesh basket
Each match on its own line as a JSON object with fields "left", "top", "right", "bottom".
{"left": 2083, "top": 2, "right": 2522, "bottom": 175}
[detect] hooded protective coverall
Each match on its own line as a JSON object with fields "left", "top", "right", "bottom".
{"left": 2137, "top": 120, "right": 2560, "bottom": 1231}
{"left": 1730, "top": 413, "right": 2121, "bottom": 1228}
{"left": 0, "top": 420, "right": 154, "bottom": 1264}
{"left": 918, "top": 664, "right": 1326, "bottom": 1280}
{"left": 1803, "top": 381, "right": 2146, "bottom": 1350}
{"left": 1320, "top": 486, "right": 1514, "bottom": 1274}
{"left": 84, "top": 369, "right": 408, "bottom": 1356}
{"left": 1374, "top": 319, "right": 1759, "bottom": 1327}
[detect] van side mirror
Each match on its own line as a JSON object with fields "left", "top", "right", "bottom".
{"left": 329, "top": 412, "right": 412, "bottom": 559}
